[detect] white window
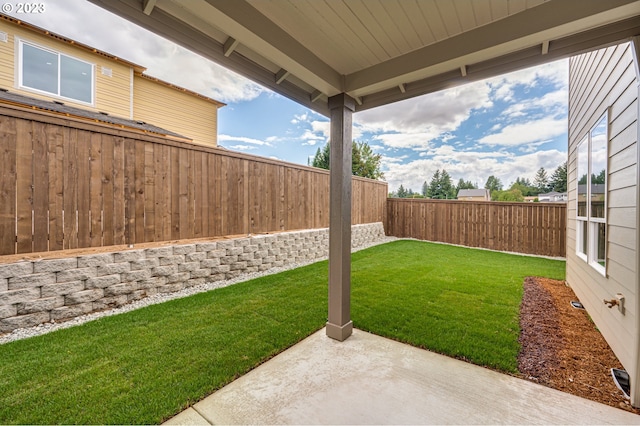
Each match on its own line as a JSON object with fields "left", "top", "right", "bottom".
{"left": 18, "top": 40, "right": 94, "bottom": 105}
{"left": 576, "top": 112, "right": 608, "bottom": 275}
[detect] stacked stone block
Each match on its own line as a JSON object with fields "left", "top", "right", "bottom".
{"left": 0, "top": 222, "right": 386, "bottom": 333}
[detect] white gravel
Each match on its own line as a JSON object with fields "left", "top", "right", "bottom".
{"left": 0, "top": 236, "right": 397, "bottom": 345}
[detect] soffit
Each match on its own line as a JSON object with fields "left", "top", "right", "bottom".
{"left": 88, "top": 0, "right": 640, "bottom": 116}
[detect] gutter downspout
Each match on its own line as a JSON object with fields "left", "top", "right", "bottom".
{"left": 631, "top": 36, "right": 640, "bottom": 408}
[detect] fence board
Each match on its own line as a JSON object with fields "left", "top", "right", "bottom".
{"left": 63, "top": 128, "right": 78, "bottom": 249}
{"left": 32, "top": 122, "right": 49, "bottom": 252}
{"left": 15, "top": 119, "right": 33, "bottom": 254}
{"left": 112, "top": 136, "right": 125, "bottom": 245}
{"left": 47, "top": 124, "right": 64, "bottom": 251}
{"left": 0, "top": 116, "right": 17, "bottom": 255}
{"left": 0, "top": 112, "right": 386, "bottom": 256}
{"left": 144, "top": 142, "right": 155, "bottom": 243}
{"left": 387, "top": 199, "right": 566, "bottom": 257}
{"left": 89, "top": 133, "right": 103, "bottom": 247}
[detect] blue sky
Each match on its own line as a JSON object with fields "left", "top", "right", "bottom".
{"left": 9, "top": 0, "right": 568, "bottom": 193}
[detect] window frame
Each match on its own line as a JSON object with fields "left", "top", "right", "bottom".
{"left": 575, "top": 111, "right": 608, "bottom": 276}
{"left": 576, "top": 135, "right": 588, "bottom": 262}
{"left": 17, "top": 38, "right": 95, "bottom": 106}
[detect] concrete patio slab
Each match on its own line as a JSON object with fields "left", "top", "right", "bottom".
{"left": 163, "top": 408, "right": 209, "bottom": 425}
{"left": 166, "top": 328, "right": 640, "bottom": 425}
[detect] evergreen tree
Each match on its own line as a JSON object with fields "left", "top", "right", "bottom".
{"left": 456, "top": 178, "right": 477, "bottom": 193}
{"left": 311, "top": 144, "right": 330, "bottom": 169}
{"left": 396, "top": 184, "right": 408, "bottom": 198}
{"left": 427, "top": 170, "right": 441, "bottom": 199}
{"left": 550, "top": 162, "right": 568, "bottom": 192}
{"left": 534, "top": 167, "right": 550, "bottom": 193}
{"left": 592, "top": 168, "right": 606, "bottom": 185}
{"left": 485, "top": 175, "right": 503, "bottom": 192}
{"left": 426, "top": 169, "right": 455, "bottom": 199}
{"left": 421, "top": 181, "right": 428, "bottom": 197}
{"left": 440, "top": 170, "right": 455, "bottom": 199}
{"left": 310, "top": 141, "right": 384, "bottom": 180}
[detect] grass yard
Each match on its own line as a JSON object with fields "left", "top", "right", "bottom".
{"left": 0, "top": 240, "right": 565, "bottom": 424}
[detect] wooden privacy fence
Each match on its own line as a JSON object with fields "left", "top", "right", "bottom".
{"left": 386, "top": 198, "right": 566, "bottom": 257}
{"left": 0, "top": 105, "right": 388, "bottom": 256}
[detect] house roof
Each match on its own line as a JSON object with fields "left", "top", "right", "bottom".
{"left": 87, "top": 0, "right": 640, "bottom": 116}
{"left": 578, "top": 184, "right": 606, "bottom": 194}
{"left": 0, "top": 13, "right": 225, "bottom": 107}
{"left": 0, "top": 13, "right": 146, "bottom": 73}
{"left": 0, "top": 89, "right": 190, "bottom": 139}
{"left": 457, "top": 189, "right": 490, "bottom": 198}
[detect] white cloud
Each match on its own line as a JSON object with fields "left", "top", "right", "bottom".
{"left": 373, "top": 133, "right": 435, "bottom": 150}
{"left": 218, "top": 135, "right": 272, "bottom": 146}
{"left": 228, "top": 145, "right": 258, "bottom": 151}
{"left": 479, "top": 117, "right": 566, "bottom": 147}
{"left": 488, "top": 60, "right": 568, "bottom": 103}
{"left": 384, "top": 148, "right": 567, "bottom": 193}
{"left": 356, "top": 83, "right": 492, "bottom": 136}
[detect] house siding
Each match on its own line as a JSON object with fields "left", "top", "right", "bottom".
{"left": 567, "top": 42, "right": 639, "bottom": 404}
{"left": 0, "top": 21, "right": 131, "bottom": 117}
{"left": 133, "top": 75, "right": 219, "bottom": 147}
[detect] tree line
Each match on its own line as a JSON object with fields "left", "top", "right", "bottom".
{"left": 308, "top": 141, "right": 568, "bottom": 203}
{"left": 391, "top": 162, "right": 567, "bottom": 202}
{"left": 309, "top": 141, "right": 384, "bottom": 180}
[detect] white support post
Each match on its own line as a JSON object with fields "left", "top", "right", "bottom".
{"left": 326, "top": 93, "right": 355, "bottom": 341}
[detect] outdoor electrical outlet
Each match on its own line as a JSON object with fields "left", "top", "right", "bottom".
{"left": 616, "top": 293, "right": 625, "bottom": 315}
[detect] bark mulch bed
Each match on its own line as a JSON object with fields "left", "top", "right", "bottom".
{"left": 518, "top": 276, "right": 638, "bottom": 414}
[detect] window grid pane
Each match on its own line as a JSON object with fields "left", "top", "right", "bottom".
{"left": 22, "top": 43, "right": 58, "bottom": 95}
{"left": 60, "top": 55, "right": 92, "bottom": 104}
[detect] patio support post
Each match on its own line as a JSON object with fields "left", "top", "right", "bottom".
{"left": 326, "top": 93, "right": 355, "bottom": 342}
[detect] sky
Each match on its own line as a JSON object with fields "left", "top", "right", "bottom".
{"left": 5, "top": 0, "right": 569, "bottom": 194}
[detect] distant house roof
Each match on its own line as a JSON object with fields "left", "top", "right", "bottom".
{"left": 0, "top": 89, "right": 189, "bottom": 139}
{"left": 457, "top": 189, "right": 490, "bottom": 199}
{"left": 538, "top": 191, "right": 568, "bottom": 202}
{"left": 577, "top": 184, "right": 606, "bottom": 194}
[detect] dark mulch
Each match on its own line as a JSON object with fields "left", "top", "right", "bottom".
{"left": 518, "top": 276, "right": 638, "bottom": 414}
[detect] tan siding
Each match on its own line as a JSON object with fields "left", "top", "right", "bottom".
{"left": 0, "top": 20, "right": 131, "bottom": 117}
{"left": 133, "top": 76, "right": 218, "bottom": 147}
{"left": 567, "top": 41, "right": 638, "bottom": 400}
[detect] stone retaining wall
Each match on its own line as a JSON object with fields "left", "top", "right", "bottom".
{"left": 0, "top": 223, "right": 386, "bottom": 333}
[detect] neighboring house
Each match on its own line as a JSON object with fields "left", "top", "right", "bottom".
{"left": 567, "top": 40, "right": 639, "bottom": 405}
{"left": 537, "top": 191, "right": 568, "bottom": 202}
{"left": 0, "top": 14, "right": 224, "bottom": 146}
{"left": 456, "top": 189, "right": 490, "bottom": 201}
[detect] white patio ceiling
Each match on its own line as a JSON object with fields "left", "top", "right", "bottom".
{"left": 88, "top": 0, "right": 640, "bottom": 117}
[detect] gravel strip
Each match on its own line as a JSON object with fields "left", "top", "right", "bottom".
{"left": 0, "top": 236, "right": 397, "bottom": 345}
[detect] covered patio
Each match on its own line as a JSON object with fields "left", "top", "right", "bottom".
{"left": 165, "top": 328, "right": 640, "bottom": 424}
{"left": 87, "top": 0, "right": 640, "bottom": 420}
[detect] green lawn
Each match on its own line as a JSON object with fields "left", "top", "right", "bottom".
{"left": 0, "top": 240, "right": 564, "bottom": 424}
